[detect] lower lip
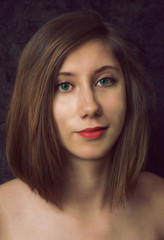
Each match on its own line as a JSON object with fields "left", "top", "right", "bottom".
{"left": 77, "top": 129, "right": 107, "bottom": 139}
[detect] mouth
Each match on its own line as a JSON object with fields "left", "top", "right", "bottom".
{"left": 76, "top": 126, "right": 108, "bottom": 139}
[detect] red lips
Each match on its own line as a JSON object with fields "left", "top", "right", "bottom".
{"left": 77, "top": 126, "right": 108, "bottom": 139}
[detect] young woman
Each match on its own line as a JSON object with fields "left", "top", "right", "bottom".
{"left": 0, "top": 11, "right": 163, "bottom": 239}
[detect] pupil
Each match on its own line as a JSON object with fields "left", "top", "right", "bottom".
{"left": 61, "top": 83, "right": 69, "bottom": 90}
{"left": 101, "top": 79, "right": 108, "bottom": 85}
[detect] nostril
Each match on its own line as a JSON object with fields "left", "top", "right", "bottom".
{"left": 78, "top": 93, "right": 102, "bottom": 119}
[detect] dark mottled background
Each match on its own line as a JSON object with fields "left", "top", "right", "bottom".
{"left": 0, "top": 0, "right": 164, "bottom": 184}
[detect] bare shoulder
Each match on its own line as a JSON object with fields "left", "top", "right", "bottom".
{"left": 0, "top": 178, "right": 29, "bottom": 204}
{"left": 0, "top": 179, "right": 27, "bottom": 216}
{"left": 138, "top": 171, "right": 164, "bottom": 197}
{"left": 0, "top": 179, "right": 32, "bottom": 220}
{"left": 0, "top": 179, "right": 42, "bottom": 238}
{"left": 137, "top": 171, "right": 164, "bottom": 237}
{"left": 137, "top": 171, "right": 164, "bottom": 207}
{"left": 0, "top": 179, "right": 24, "bottom": 236}
{"left": 0, "top": 178, "right": 22, "bottom": 194}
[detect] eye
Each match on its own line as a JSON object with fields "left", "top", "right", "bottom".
{"left": 96, "top": 77, "right": 116, "bottom": 87}
{"left": 57, "top": 82, "right": 73, "bottom": 92}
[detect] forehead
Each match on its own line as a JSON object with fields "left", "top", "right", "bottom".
{"left": 59, "top": 39, "right": 122, "bottom": 74}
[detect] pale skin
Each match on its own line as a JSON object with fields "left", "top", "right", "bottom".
{"left": 0, "top": 39, "right": 164, "bottom": 239}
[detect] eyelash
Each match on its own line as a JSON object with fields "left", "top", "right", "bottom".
{"left": 96, "top": 77, "right": 117, "bottom": 87}
{"left": 56, "top": 77, "right": 117, "bottom": 92}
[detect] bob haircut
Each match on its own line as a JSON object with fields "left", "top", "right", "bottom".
{"left": 6, "top": 11, "right": 149, "bottom": 209}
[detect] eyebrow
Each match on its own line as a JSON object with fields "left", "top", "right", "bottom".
{"left": 58, "top": 65, "right": 119, "bottom": 77}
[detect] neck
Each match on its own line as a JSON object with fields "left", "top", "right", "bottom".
{"left": 62, "top": 154, "right": 111, "bottom": 213}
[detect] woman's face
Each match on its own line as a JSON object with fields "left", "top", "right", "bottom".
{"left": 53, "top": 39, "right": 126, "bottom": 161}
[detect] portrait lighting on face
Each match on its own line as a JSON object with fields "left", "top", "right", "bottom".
{"left": 53, "top": 39, "right": 126, "bottom": 162}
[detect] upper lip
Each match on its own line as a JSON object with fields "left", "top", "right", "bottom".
{"left": 77, "top": 126, "right": 108, "bottom": 132}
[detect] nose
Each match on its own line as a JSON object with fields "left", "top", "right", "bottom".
{"left": 78, "top": 87, "right": 102, "bottom": 119}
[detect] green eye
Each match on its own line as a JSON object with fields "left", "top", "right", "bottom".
{"left": 59, "top": 82, "right": 71, "bottom": 91}
{"left": 97, "top": 77, "right": 116, "bottom": 87}
{"left": 99, "top": 78, "right": 109, "bottom": 86}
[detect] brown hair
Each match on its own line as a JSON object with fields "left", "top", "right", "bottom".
{"left": 6, "top": 11, "right": 149, "bottom": 209}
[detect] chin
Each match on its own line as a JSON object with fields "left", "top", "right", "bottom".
{"left": 66, "top": 147, "right": 112, "bottom": 161}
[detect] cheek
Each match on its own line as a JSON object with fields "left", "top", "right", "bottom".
{"left": 53, "top": 97, "right": 74, "bottom": 130}
{"left": 53, "top": 101, "right": 65, "bottom": 129}
{"left": 102, "top": 90, "right": 126, "bottom": 118}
